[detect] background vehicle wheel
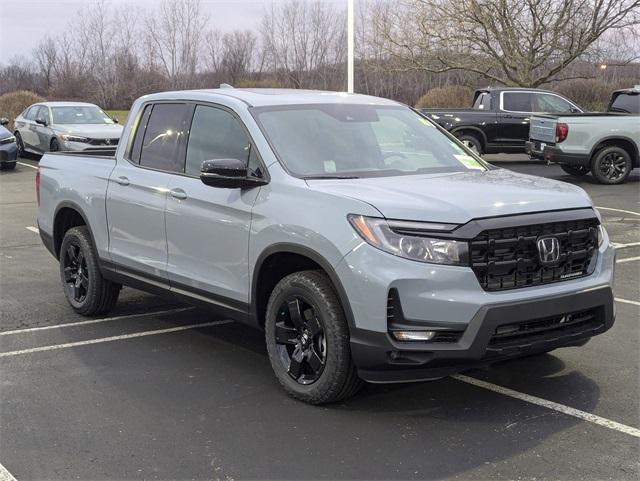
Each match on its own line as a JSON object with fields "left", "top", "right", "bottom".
{"left": 265, "top": 270, "right": 363, "bottom": 404}
{"left": 560, "top": 164, "right": 589, "bottom": 176}
{"left": 0, "top": 162, "right": 16, "bottom": 171}
{"left": 50, "top": 138, "right": 60, "bottom": 152}
{"left": 14, "top": 132, "right": 25, "bottom": 157}
{"left": 59, "top": 226, "right": 121, "bottom": 315}
{"left": 590, "top": 146, "right": 632, "bottom": 185}
{"left": 456, "top": 134, "right": 483, "bottom": 156}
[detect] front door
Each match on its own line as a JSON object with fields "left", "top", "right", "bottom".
{"left": 165, "top": 104, "right": 263, "bottom": 309}
{"left": 106, "top": 102, "right": 192, "bottom": 281}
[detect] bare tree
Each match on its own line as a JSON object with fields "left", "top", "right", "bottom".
{"left": 33, "top": 36, "right": 58, "bottom": 91}
{"left": 260, "top": 0, "right": 346, "bottom": 89}
{"left": 144, "top": 0, "right": 209, "bottom": 88}
{"left": 373, "top": 0, "right": 640, "bottom": 87}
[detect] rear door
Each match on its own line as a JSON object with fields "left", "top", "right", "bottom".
{"left": 106, "top": 102, "right": 192, "bottom": 281}
{"left": 17, "top": 106, "right": 40, "bottom": 151}
{"left": 165, "top": 103, "right": 263, "bottom": 309}
{"left": 498, "top": 91, "right": 532, "bottom": 147}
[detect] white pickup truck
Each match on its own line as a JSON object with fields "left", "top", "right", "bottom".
{"left": 526, "top": 86, "right": 640, "bottom": 184}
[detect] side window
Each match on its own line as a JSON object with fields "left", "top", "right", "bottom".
{"left": 139, "top": 103, "right": 191, "bottom": 172}
{"left": 185, "top": 105, "right": 252, "bottom": 176}
{"left": 534, "top": 94, "right": 574, "bottom": 113}
{"left": 128, "top": 105, "right": 153, "bottom": 163}
{"left": 35, "top": 106, "right": 49, "bottom": 124}
{"left": 610, "top": 93, "right": 639, "bottom": 114}
{"left": 502, "top": 92, "right": 533, "bottom": 112}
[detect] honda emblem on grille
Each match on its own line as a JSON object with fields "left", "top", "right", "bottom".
{"left": 104, "top": 139, "right": 111, "bottom": 145}
{"left": 537, "top": 236, "right": 560, "bottom": 264}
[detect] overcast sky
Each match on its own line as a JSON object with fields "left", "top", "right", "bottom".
{"left": 0, "top": 0, "right": 344, "bottom": 64}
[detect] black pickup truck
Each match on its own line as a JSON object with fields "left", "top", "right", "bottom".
{"left": 421, "top": 87, "right": 582, "bottom": 155}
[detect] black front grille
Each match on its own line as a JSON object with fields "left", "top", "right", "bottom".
{"left": 87, "top": 138, "right": 119, "bottom": 146}
{"left": 489, "top": 308, "right": 602, "bottom": 348}
{"left": 470, "top": 218, "right": 599, "bottom": 291}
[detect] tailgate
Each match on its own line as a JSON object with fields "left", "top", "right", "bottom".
{"left": 529, "top": 116, "right": 557, "bottom": 143}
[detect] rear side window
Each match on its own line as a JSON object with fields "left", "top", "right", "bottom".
{"left": 502, "top": 92, "right": 533, "bottom": 112}
{"left": 139, "top": 103, "right": 191, "bottom": 172}
{"left": 609, "top": 93, "right": 639, "bottom": 113}
{"left": 24, "top": 106, "right": 38, "bottom": 120}
{"left": 533, "top": 94, "right": 575, "bottom": 113}
{"left": 128, "top": 105, "right": 153, "bottom": 163}
{"left": 473, "top": 92, "right": 490, "bottom": 110}
{"left": 185, "top": 105, "right": 252, "bottom": 176}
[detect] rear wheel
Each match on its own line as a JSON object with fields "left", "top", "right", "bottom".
{"left": 456, "top": 134, "right": 483, "bottom": 156}
{"left": 591, "top": 146, "right": 632, "bottom": 184}
{"left": 15, "top": 132, "right": 25, "bottom": 157}
{"left": 265, "top": 270, "right": 363, "bottom": 404}
{"left": 59, "top": 226, "right": 121, "bottom": 315}
{"left": 560, "top": 164, "right": 589, "bottom": 176}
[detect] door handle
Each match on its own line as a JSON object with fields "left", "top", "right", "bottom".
{"left": 115, "top": 176, "right": 130, "bottom": 186}
{"left": 170, "top": 188, "right": 187, "bottom": 200}
{"left": 503, "top": 114, "right": 514, "bottom": 118}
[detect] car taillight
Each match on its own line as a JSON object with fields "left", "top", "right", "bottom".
{"left": 35, "top": 167, "right": 40, "bottom": 206}
{"left": 555, "top": 123, "right": 569, "bottom": 143}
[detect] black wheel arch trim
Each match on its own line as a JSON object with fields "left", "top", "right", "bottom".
{"left": 590, "top": 135, "right": 639, "bottom": 166}
{"left": 251, "top": 243, "right": 356, "bottom": 330}
{"left": 52, "top": 201, "right": 99, "bottom": 261}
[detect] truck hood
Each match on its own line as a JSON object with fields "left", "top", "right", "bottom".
{"left": 306, "top": 168, "right": 593, "bottom": 224}
{"left": 53, "top": 123, "right": 123, "bottom": 139}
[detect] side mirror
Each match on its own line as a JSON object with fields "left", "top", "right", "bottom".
{"left": 112, "top": 117, "right": 119, "bottom": 124}
{"left": 200, "top": 158, "right": 268, "bottom": 189}
{"left": 35, "top": 118, "right": 48, "bottom": 126}
{"left": 0, "top": 117, "right": 8, "bottom": 126}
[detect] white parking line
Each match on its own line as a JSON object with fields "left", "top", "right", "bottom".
{"left": 596, "top": 206, "right": 640, "bottom": 217}
{"left": 0, "top": 307, "right": 194, "bottom": 336}
{"left": 615, "top": 297, "right": 640, "bottom": 307}
{"left": 612, "top": 241, "right": 640, "bottom": 249}
{"left": 0, "top": 320, "right": 233, "bottom": 358}
{"left": 0, "top": 463, "right": 17, "bottom": 481}
{"left": 25, "top": 226, "right": 39, "bottom": 234}
{"left": 16, "top": 161, "right": 38, "bottom": 170}
{"left": 453, "top": 374, "right": 640, "bottom": 438}
{"left": 617, "top": 256, "right": 640, "bottom": 264}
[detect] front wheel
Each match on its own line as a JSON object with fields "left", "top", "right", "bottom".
{"left": 50, "top": 138, "right": 60, "bottom": 152}
{"left": 265, "top": 270, "right": 363, "bottom": 404}
{"left": 59, "top": 226, "right": 121, "bottom": 315}
{"left": 15, "top": 132, "right": 25, "bottom": 157}
{"left": 560, "top": 164, "right": 589, "bottom": 176}
{"left": 0, "top": 162, "right": 16, "bottom": 171}
{"left": 591, "top": 146, "right": 632, "bottom": 184}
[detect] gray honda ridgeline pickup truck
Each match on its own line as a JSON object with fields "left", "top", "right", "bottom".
{"left": 37, "top": 88, "right": 615, "bottom": 404}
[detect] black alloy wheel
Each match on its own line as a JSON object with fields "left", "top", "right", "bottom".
{"left": 62, "top": 241, "right": 89, "bottom": 304}
{"left": 275, "top": 297, "right": 327, "bottom": 385}
{"left": 591, "top": 146, "right": 632, "bottom": 185}
{"left": 50, "top": 138, "right": 60, "bottom": 152}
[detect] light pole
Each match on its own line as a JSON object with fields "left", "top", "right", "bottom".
{"left": 347, "top": 0, "right": 354, "bottom": 93}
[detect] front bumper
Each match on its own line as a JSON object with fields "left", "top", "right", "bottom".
{"left": 336, "top": 228, "right": 616, "bottom": 383}
{"left": 351, "top": 285, "right": 614, "bottom": 382}
{"left": 0, "top": 141, "right": 18, "bottom": 162}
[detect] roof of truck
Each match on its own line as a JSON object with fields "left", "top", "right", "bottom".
{"left": 142, "top": 88, "right": 402, "bottom": 108}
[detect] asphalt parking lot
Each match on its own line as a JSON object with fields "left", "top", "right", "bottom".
{"left": 1, "top": 156, "right": 638, "bottom": 480}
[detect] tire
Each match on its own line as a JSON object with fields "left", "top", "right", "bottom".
{"left": 0, "top": 162, "right": 16, "bottom": 171}
{"left": 456, "top": 134, "right": 483, "bottom": 156}
{"left": 590, "top": 146, "right": 632, "bottom": 185}
{"left": 264, "top": 270, "right": 363, "bottom": 404}
{"left": 14, "top": 132, "right": 25, "bottom": 158}
{"left": 50, "top": 138, "right": 60, "bottom": 152}
{"left": 59, "top": 226, "right": 121, "bottom": 315}
{"left": 560, "top": 164, "right": 589, "bottom": 176}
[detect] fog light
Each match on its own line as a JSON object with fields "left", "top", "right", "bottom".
{"left": 392, "top": 330, "right": 436, "bottom": 341}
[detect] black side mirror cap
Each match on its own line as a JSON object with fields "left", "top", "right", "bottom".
{"left": 200, "top": 158, "right": 268, "bottom": 189}
{"left": 112, "top": 117, "right": 119, "bottom": 124}
{"left": 35, "top": 118, "right": 48, "bottom": 126}
{"left": 0, "top": 117, "right": 8, "bottom": 126}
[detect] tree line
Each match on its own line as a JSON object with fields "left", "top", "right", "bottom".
{"left": 0, "top": 0, "right": 638, "bottom": 110}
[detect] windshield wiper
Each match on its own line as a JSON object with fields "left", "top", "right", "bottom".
{"left": 303, "top": 174, "right": 360, "bottom": 179}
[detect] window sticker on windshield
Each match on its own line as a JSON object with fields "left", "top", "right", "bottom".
{"left": 455, "top": 155, "right": 484, "bottom": 170}
{"left": 324, "top": 160, "right": 336, "bottom": 173}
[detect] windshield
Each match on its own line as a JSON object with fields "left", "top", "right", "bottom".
{"left": 252, "top": 104, "right": 487, "bottom": 178}
{"left": 51, "top": 106, "right": 114, "bottom": 125}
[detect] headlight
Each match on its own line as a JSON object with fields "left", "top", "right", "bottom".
{"left": 348, "top": 215, "right": 468, "bottom": 265}
{"left": 61, "top": 134, "right": 89, "bottom": 143}
{"left": 0, "top": 136, "right": 16, "bottom": 145}
{"left": 597, "top": 224, "right": 607, "bottom": 247}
